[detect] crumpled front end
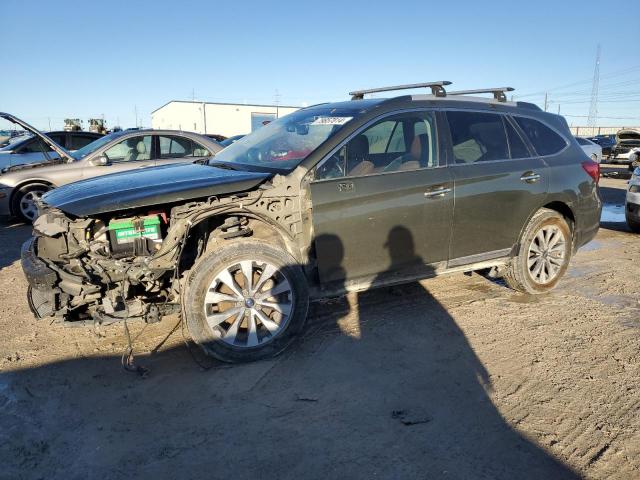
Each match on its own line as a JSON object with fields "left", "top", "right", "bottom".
{"left": 21, "top": 207, "right": 181, "bottom": 324}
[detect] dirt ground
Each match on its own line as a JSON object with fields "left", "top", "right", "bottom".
{"left": 0, "top": 172, "right": 638, "bottom": 480}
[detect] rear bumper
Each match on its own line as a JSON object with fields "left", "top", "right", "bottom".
{"left": 574, "top": 195, "right": 602, "bottom": 252}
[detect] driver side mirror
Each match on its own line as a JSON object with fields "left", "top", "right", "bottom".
{"left": 90, "top": 155, "right": 110, "bottom": 166}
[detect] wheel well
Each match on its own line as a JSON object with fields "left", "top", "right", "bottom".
{"left": 542, "top": 201, "right": 575, "bottom": 232}
{"left": 179, "top": 213, "right": 302, "bottom": 274}
{"left": 9, "top": 180, "right": 54, "bottom": 215}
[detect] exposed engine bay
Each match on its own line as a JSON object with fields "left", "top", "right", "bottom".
{"left": 22, "top": 174, "right": 307, "bottom": 326}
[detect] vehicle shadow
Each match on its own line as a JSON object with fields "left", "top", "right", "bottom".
{"left": 0, "top": 215, "right": 30, "bottom": 271}
{"left": 0, "top": 227, "right": 580, "bottom": 479}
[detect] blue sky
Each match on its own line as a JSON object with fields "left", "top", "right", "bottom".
{"left": 2, "top": 0, "right": 639, "bottom": 129}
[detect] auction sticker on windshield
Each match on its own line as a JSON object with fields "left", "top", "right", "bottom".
{"left": 311, "top": 117, "right": 353, "bottom": 126}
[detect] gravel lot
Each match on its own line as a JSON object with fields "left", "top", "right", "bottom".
{"left": 0, "top": 172, "right": 638, "bottom": 480}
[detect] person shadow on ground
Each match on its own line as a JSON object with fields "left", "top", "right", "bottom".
{"left": 299, "top": 226, "right": 580, "bottom": 479}
{"left": 0, "top": 227, "right": 582, "bottom": 480}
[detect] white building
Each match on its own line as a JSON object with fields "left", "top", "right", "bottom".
{"left": 151, "top": 100, "right": 300, "bottom": 137}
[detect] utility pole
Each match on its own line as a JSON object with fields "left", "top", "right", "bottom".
{"left": 557, "top": 104, "right": 561, "bottom": 115}
{"left": 274, "top": 89, "right": 281, "bottom": 119}
{"left": 544, "top": 92, "right": 549, "bottom": 112}
{"left": 587, "top": 44, "right": 601, "bottom": 128}
{"left": 48, "top": 117, "right": 51, "bottom": 130}
{"left": 192, "top": 88, "right": 195, "bottom": 102}
{"left": 134, "top": 105, "right": 138, "bottom": 128}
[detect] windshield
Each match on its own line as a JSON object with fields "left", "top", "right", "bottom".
{"left": 71, "top": 130, "right": 127, "bottom": 160}
{"left": 209, "top": 107, "right": 357, "bottom": 170}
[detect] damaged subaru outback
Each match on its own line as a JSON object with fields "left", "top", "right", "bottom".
{"left": 21, "top": 82, "right": 602, "bottom": 363}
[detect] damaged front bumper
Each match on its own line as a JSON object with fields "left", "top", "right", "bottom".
{"left": 21, "top": 236, "right": 103, "bottom": 319}
{"left": 21, "top": 237, "right": 57, "bottom": 291}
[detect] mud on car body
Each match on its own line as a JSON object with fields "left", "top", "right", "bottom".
{"left": 21, "top": 82, "right": 602, "bottom": 363}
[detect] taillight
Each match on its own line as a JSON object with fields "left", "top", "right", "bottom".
{"left": 581, "top": 160, "right": 600, "bottom": 184}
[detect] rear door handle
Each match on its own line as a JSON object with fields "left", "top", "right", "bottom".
{"left": 424, "top": 187, "right": 452, "bottom": 198}
{"left": 520, "top": 171, "right": 541, "bottom": 183}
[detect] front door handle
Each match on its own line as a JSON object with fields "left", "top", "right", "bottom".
{"left": 424, "top": 187, "right": 452, "bottom": 198}
{"left": 520, "top": 171, "right": 541, "bottom": 183}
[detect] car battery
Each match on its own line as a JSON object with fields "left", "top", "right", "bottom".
{"left": 108, "top": 215, "right": 162, "bottom": 256}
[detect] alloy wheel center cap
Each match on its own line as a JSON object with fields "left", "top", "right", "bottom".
{"left": 244, "top": 298, "right": 255, "bottom": 308}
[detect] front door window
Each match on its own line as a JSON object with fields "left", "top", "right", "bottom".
{"left": 103, "top": 136, "right": 152, "bottom": 162}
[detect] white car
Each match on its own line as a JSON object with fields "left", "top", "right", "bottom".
{"left": 628, "top": 148, "right": 640, "bottom": 172}
{"left": 575, "top": 136, "right": 602, "bottom": 163}
{"left": 626, "top": 167, "right": 640, "bottom": 232}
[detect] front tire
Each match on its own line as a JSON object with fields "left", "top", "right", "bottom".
{"left": 504, "top": 209, "right": 572, "bottom": 294}
{"left": 183, "top": 240, "right": 309, "bottom": 363}
{"left": 12, "top": 183, "right": 50, "bottom": 223}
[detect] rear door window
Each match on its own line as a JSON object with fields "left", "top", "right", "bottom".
{"left": 504, "top": 119, "right": 531, "bottom": 159}
{"left": 514, "top": 117, "right": 567, "bottom": 156}
{"left": 159, "top": 135, "right": 211, "bottom": 158}
{"left": 446, "top": 111, "right": 509, "bottom": 163}
{"left": 17, "top": 138, "right": 50, "bottom": 153}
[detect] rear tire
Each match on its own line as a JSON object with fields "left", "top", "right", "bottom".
{"left": 183, "top": 240, "right": 309, "bottom": 363}
{"left": 12, "top": 183, "right": 50, "bottom": 223}
{"left": 626, "top": 214, "right": 640, "bottom": 233}
{"left": 503, "top": 209, "right": 572, "bottom": 294}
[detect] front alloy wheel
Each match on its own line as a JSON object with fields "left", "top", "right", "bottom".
{"left": 12, "top": 184, "right": 51, "bottom": 223}
{"left": 204, "top": 259, "right": 294, "bottom": 348}
{"left": 184, "top": 240, "right": 309, "bottom": 363}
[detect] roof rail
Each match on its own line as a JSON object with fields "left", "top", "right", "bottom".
{"left": 349, "top": 81, "right": 452, "bottom": 100}
{"left": 447, "top": 87, "right": 515, "bottom": 103}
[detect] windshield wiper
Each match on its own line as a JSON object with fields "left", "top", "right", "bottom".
{"left": 208, "top": 161, "right": 240, "bottom": 171}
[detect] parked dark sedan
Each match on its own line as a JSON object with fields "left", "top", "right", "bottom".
{"left": 587, "top": 134, "right": 616, "bottom": 158}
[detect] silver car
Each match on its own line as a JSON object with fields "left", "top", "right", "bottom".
{"left": 0, "top": 113, "right": 223, "bottom": 221}
{"left": 575, "top": 136, "right": 602, "bottom": 163}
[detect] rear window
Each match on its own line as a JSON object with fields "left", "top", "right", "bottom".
{"left": 514, "top": 117, "right": 567, "bottom": 156}
{"left": 575, "top": 137, "right": 590, "bottom": 146}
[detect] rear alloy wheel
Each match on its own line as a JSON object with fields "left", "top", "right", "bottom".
{"left": 12, "top": 184, "right": 50, "bottom": 223}
{"left": 183, "top": 240, "right": 309, "bottom": 363}
{"left": 504, "top": 208, "right": 572, "bottom": 294}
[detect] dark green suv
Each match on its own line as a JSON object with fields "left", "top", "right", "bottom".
{"left": 22, "top": 82, "right": 602, "bottom": 362}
